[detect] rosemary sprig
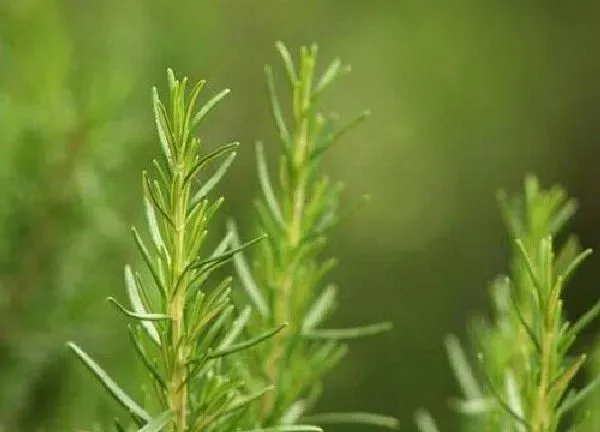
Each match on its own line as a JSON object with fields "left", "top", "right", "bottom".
{"left": 66, "top": 70, "right": 285, "bottom": 431}
{"left": 417, "top": 176, "right": 600, "bottom": 432}
{"left": 228, "top": 42, "right": 398, "bottom": 430}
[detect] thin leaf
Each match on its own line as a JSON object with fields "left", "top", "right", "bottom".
{"left": 216, "top": 386, "right": 273, "bottom": 419}
{"left": 218, "top": 305, "right": 252, "bottom": 349}
{"left": 444, "top": 335, "right": 482, "bottom": 399}
{"left": 124, "top": 265, "right": 162, "bottom": 345}
{"left": 548, "top": 198, "right": 578, "bottom": 234}
{"left": 192, "top": 234, "right": 267, "bottom": 271}
{"left": 152, "top": 88, "right": 173, "bottom": 161}
{"left": 210, "top": 230, "right": 234, "bottom": 260}
{"left": 207, "top": 323, "right": 287, "bottom": 360}
{"left": 568, "top": 297, "right": 600, "bottom": 340}
{"left": 108, "top": 297, "right": 171, "bottom": 322}
{"left": 315, "top": 58, "right": 349, "bottom": 94}
{"left": 414, "top": 410, "right": 441, "bottom": 432}
{"left": 131, "top": 227, "right": 167, "bottom": 300}
{"left": 505, "top": 372, "right": 526, "bottom": 432}
{"left": 560, "top": 248, "right": 592, "bottom": 284}
{"left": 192, "top": 88, "right": 230, "bottom": 127}
{"left": 192, "top": 151, "right": 237, "bottom": 204}
{"left": 515, "top": 239, "right": 544, "bottom": 302}
{"left": 127, "top": 325, "right": 166, "bottom": 390}
{"left": 304, "top": 412, "right": 399, "bottom": 429}
{"left": 275, "top": 40, "right": 297, "bottom": 84}
{"left": 184, "top": 141, "right": 239, "bottom": 184}
{"left": 557, "top": 373, "right": 600, "bottom": 416}
{"left": 302, "top": 285, "right": 337, "bottom": 332}
{"left": 280, "top": 400, "right": 308, "bottom": 425}
{"left": 478, "top": 354, "right": 530, "bottom": 429}
{"left": 264, "top": 65, "right": 291, "bottom": 145}
{"left": 312, "top": 111, "right": 370, "bottom": 161}
{"left": 144, "top": 196, "right": 165, "bottom": 252}
{"left": 227, "top": 220, "right": 269, "bottom": 317}
{"left": 303, "top": 321, "right": 392, "bottom": 340}
{"left": 67, "top": 342, "right": 150, "bottom": 426}
{"left": 256, "top": 141, "right": 285, "bottom": 227}
{"left": 138, "top": 410, "right": 173, "bottom": 432}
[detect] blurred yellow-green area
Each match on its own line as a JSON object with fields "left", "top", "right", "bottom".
{"left": 1, "top": 1, "right": 599, "bottom": 430}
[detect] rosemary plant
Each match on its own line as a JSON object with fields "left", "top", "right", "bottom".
{"left": 227, "top": 43, "right": 398, "bottom": 430}
{"left": 417, "top": 176, "right": 600, "bottom": 432}
{"left": 67, "top": 71, "right": 296, "bottom": 431}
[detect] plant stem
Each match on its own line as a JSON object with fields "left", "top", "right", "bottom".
{"left": 169, "top": 169, "right": 189, "bottom": 431}
{"left": 261, "top": 51, "right": 313, "bottom": 421}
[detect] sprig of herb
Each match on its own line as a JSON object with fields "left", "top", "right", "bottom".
{"left": 417, "top": 176, "right": 599, "bottom": 432}
{"left": 67, "top": 71, "right": 291, "bottom": 431}
{"left": 227, "top": 42, "right": 398, "bottom": 430}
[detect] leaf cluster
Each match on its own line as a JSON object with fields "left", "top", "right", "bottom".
{"left": 417, "top": 176, "right": 600, "bottom": 432}
{"left": 225, "top": 43, "right": 397, "bottom": 430}
{"left": 68, "top": 71, "right": 290, "bottom": 432}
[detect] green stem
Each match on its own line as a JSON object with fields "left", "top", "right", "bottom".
{"left": 169, "top": 170, "right": 189, "bottom": 432}
{"left": 261, "top": 62, "right": 313, "bottom": 422}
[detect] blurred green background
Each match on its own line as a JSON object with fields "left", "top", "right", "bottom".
{"left": 1, "top": 0, "right": 599, "bottom": 430}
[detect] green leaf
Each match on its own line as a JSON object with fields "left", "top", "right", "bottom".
{"left": 144, "top": 196, "right": 165, "bottom": 252}
{"left": 568, "top": 297, "right": 600, "bottom": 340}
{"left": 275, "top": 40, "right": 297, "bottom": 84}
{"left": 192, "top": 88, "right": 230, "bottom": 127}
{"left": 548, "top": 197, "right": 578, "bottom": 235}
{"left": 67, "top": 342, "right": 150, "bottom": 426}
{"left": 227, "top": 220, "right": 269, "bottom": 317}
{"left": 124, "top": 265, "right": 162, "bottom": 345}
{"left": 311, "top": 110, "right": 370, "bottom": 160}
{"left": 304, "top": 412, "right": 399, "bottom": 429}
{"left": 280, "top": 400, "right": 308, "bottom": 425}
{"left": 138, "top": 410, "right": 173, "bottom": 432}
{"left": 184, "top": 141, "right": 239, "bottom": 184}
{"left": 302, "top": 285, "right": 337, "bottom": 332}
{"left": 192, "top": 234, "right": 266, "bottom": 271}
{"left": 557, "top": 373, "right": 600, "bottom": 416}
{"left": 192, "top": 151, "right": 237, "bottom": 204}
{"left": 218, "top": 305, "right": 252, "bottom": 349}
{"left": 152, "top": 87, "right": 173, "bottom": 161}
{"left": 315, "top": 58, "right": 349, "bottom": 95}
{"left": 127, "top": 325, "right": 166, "bottom": 389}
{"left": 560, "top": 248, "right": 592, "bottom": 284}
{"left": 210, "top": 230, "right": 234, "bottom": 259}
{"left": 264, "top": 64, "right": 291, "bottom": 146}
{"left": 143, "top": 171, "right": 175, "bottom": 228}
{"left": 515, "top": 239, "right": 544, "bottom": 301}
{"left": 414, "top": 410, "right": 441, "bottom": 432}
{"left": 207, "top": 323, "right": 287, "bottom": 360}
{"left": 303, "top": 321, "right": 392, "bottom": 340}
{"left": 131, "top": 227, "right": 167, "bottom": 300}
{"left": 216, "top": 386, "right": 273, "bottom": 420}
{"left": 256, "top": 141, "right": 285, "bottom": 227}
{"left": 444, "top": 335, "right": 482, "bottom": 399}
{"left": 108, "top": 297, "right": 171, "bottom": 322}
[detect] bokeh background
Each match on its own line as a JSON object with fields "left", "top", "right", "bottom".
{"left": 1, "top": 0, "right": 599, "bottom": 430}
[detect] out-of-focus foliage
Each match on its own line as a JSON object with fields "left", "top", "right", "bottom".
{"left": 0, "top": 1, "right": 152, "bottom": 430}
{"left": 1, "top": 0, "right": 600, "bottom": 430}
{"left": 577, "top": 345, "right": 600, "bottom": 430}
{"left": 228, "top": 43, "right": 397, "bottom": 430}
{"left": 419, "top": 177, "right": 599, "bottom": 432}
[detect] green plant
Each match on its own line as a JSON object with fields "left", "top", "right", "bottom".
{"left": 575, "top": 342, "right": 600, "bottom": 430}
{"left": 416, "top": 176, "right": 600, "bottom": 432}
{"left": 226, "top": 42, "right": 398, "bottom": 430}
{"left": 66, "top": 70, "right": 311, "bottom": 432}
